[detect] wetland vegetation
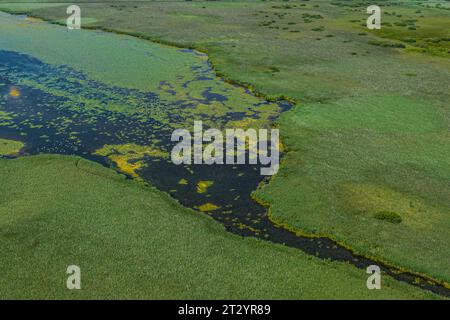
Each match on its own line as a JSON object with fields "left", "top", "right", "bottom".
{"left": 0, "top": 0, "right": 449, "bottom": 299}
{"left": 0, "top": 155, "right": 436, "bottom": 299}
{"left": 0, "top": 138, "right": 23, "bottom": 156}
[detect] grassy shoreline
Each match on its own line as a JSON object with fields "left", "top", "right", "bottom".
{"left": 253, "top": 192, "right": 450, "bottom": 291}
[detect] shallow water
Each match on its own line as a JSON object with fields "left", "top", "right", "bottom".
{"left": 1, "top": 13, "right": 449, "bottom": 297}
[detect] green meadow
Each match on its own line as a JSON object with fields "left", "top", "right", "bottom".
{"left": 0, "top": 0, "right": 449, "bottom": 297}
{"left": 255, "top": 94, "right": 450, "bottom": 282}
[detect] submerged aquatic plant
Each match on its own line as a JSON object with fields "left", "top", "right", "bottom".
{"left": 196, "top": 203, "right": 220, "bottom": 212}
{"left": 196, "top": 180, "right": 214, "bottom": 194}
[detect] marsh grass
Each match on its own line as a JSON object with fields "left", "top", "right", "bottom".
{"left": 0, "top": 155, "right": 437, "bottom": 299}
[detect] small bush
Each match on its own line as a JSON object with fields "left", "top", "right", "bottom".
{"left": 368, "top": 40, "right": 405, "bottom": 48}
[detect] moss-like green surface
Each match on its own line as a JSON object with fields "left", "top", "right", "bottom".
{"left": 0, "top": 155, "right": 437, "bottom": 299}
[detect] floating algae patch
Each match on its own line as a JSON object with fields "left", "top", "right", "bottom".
{"left": 0, "top": 138, "right": 23, "bottom": 156}
{"left": 0, "top": 13, "right": 309, "bottom": 272}
{"left": 94, "top": 143, "right": 169, "bottom": 178}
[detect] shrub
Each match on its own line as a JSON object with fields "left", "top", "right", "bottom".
{"left": 374, "top": 211, "right": 402, "bottom": 224}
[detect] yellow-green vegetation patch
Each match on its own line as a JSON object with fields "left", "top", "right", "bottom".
{"left": 54, "top": 17, "right": 99, "bottom": 26}
{"left": 374, "top": 8, "right": 450, "bottom": 57}
{"left": 0, "top": 138, "right": 24, "bottom": 156}
{"left": 94, "top": 143, "right": 168, "bottom": 178}
{"left": 196, "top": 180, "right": 214, "bottom": 194}
{"left": 196, "top": 203, "right": 220, "bottom": 212}
{"left": 374, "top": 211, "right": 402, "bottom": 224}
